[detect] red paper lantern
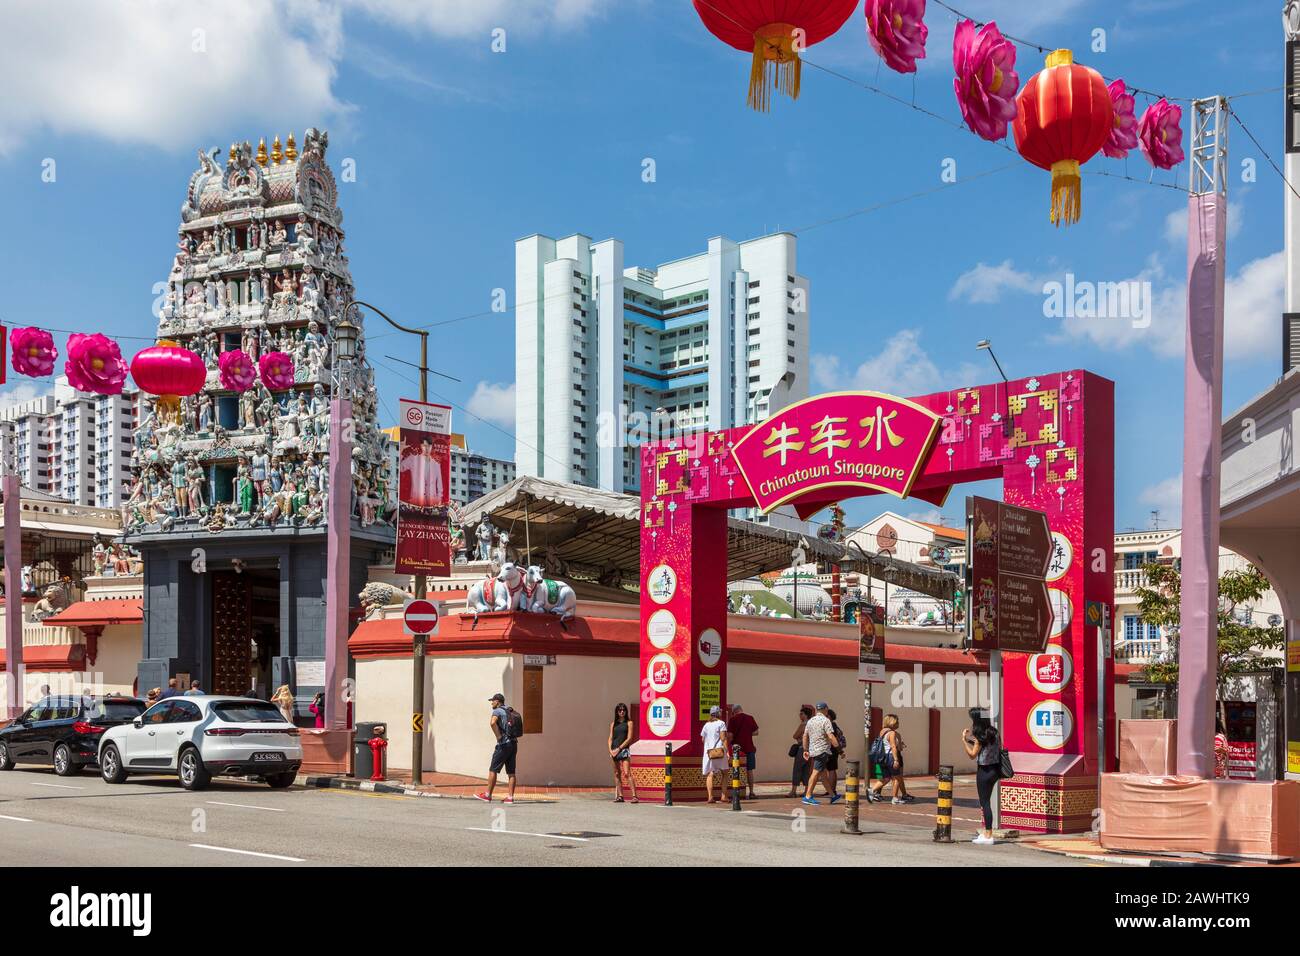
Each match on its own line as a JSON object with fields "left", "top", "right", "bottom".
{"left": 1012, "top": 49, "right": 1113, "bottom": 227}
{"left": 693, "top": 0, "right": 858, "bottom": 110}
{"left": 130, "top": 340, "right": 207, "bottom": 419}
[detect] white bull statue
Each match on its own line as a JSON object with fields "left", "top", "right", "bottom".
{"left": 523, "top": 565, "right": 577, "bottom": 623}
{"left": 467, "top": 562, "right": 526, "bottom": 617}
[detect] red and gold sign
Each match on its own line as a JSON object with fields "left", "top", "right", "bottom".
{"left": 730, "top": 391, "right": 941, "bottom": 513}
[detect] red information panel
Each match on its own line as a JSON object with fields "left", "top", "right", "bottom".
{"left": 395, "top": 399, "right": 452, "bottom": 577}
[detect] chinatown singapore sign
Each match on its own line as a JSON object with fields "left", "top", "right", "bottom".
{"left": 731, "top": 391, "right": 942, "bottom": 513}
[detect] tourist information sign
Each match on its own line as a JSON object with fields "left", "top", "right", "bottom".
{"left": 967, "top": 496, "right": 1054, "bottom": 654}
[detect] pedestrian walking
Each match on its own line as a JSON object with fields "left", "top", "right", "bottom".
{"left": 801, "top": 702, "right": 841, "bottom": 806}
{"left": 158, "top": 678, "right": 180, "bottom": 700}
{"left": 824, "top": 707, "right": 846, "bottom": 800}
{"left": 788, "top": 704, "right": 814, "bottom": 797}
{"left": 728, "top": 703, "right": 759, "bottom": 799}
{"left": 608, "top": 702, "right": 638, "bottom": 803}
{"left": 309, "top": 692, "right": 326, "bottom": 728}
{"left": 184, "top": 680, "right": 204, "bottom": 696}
{"left": 1213, "top": 715, "right": 1229, "bottom": 780}
{"left": 700, "top": 705, "right": 730, "bottom": 803}
{"left": 962, "top": 720, "right": 1002, "bottom": 844}
{"left": 875, "top": 714, "right": 913, "bottom": 804}
{"left": 475, "top": 693, "right": 519, "bottom": 803}
{"left": 271, "top": 684, "right": 295, "bottom": 723}
{"left": 145, "top": 687, "right": 160, "bottom": 706}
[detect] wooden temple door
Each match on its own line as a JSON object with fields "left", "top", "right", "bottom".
{"left": 211, "top": 572, "right": 252, "bottom": 695}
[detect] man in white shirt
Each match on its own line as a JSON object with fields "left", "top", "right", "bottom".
{"left": 801, "top": 701, "right": 841, "bottom": 806}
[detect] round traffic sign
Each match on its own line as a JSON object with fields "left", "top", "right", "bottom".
{"left": 404, "top": 599, "right": 440, "bottom": 635}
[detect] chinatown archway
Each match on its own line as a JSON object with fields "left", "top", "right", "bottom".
{"left": 633, "top": 370, "right": 1114, "bottom": 833}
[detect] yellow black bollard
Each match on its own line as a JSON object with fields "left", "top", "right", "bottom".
{"left": 664, "top": 743, "right": 673, "bottom": 807}
{"left": 933, "top": 764, "right": 954, "bottom": 843}
{"left": 730, "top": 745, "right": 742, "bottom": 810}
{"left": 841, "top": 759, "right": 862, "bottom": 834}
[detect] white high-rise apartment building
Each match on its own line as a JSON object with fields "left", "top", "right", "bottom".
{"left": 516, "top": 232, "right": 809, "bottom": 493}
{"left": 0, "top": 377, "right": 139, "bottom": 508}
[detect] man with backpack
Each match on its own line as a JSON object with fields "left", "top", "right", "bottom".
{"left": 476, "top": 692, "right": 521, "bottom": 803}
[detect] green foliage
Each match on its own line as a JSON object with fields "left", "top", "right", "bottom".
{"left": 1133, "top": 562, "right": 1284, "bottom": 690}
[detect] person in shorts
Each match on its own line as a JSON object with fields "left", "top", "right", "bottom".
{"left": 727, "top": 703, "right": 759, "bottom": 799}
{"left": 801, "top": 702, "right": 841, "bottom": 806}
{"left": 475, "top": 693, "right": 517, "bottom": 804}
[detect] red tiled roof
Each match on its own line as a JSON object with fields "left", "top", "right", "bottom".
{"left": 43, "top": 599, "right": 143, "bottom": 627}
{"left": 916, "top": 520, "right": 965, "bottom": 541}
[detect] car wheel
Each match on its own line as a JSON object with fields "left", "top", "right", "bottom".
{"left": 100, "top": 744, "right": 127, "bottom": 784}
{"left": 265, "top": 772, "right": 296, "bottom": 789}
{"left": 178, "top": 747, "right": 210, "bottom": 791}
{"left": 53, "top": 743, "right": 81, "bottom": 777}
{"left": 0, "top": 742, "right": 14, "bottom": 771}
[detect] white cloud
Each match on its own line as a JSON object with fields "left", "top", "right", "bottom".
{"left": 0, "top": 0, "right": 613, "bottom": 155}
{"left": 0, "top": 0, "right": 347, "bottom": 155}
{"left": 812, "top": 329, "right": 983, "bottom": 397}
{"left": 949, "top": 260, "right": 1047, "bottom": 304}
{"left": 0, "top": 382, "right": 50, "bottom": 408}
{"left": 345, "top": 0, "right": 613, "bottom": 37}
{"left": 466, "top": 380, "right": 516, "bottom": 427}
{"left": 1139, "top": 474, "right": 1182, "bottom": 525}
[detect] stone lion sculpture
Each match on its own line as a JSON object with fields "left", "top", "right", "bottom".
{"left": 358, "top": 582, "right": 407, "bottom": 620}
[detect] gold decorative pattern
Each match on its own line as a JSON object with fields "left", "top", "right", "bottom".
{"left": 1046, "top": 446, "right": 1078, "bottom": 483}
{"left": 630, "top": 765, "right": 748, "bottom": 791}
{"left": 1008, "top": 388, "right": 1060, "bottom": 449}
{"left": 654, "top": 449, "right": 690, "bottom": 497}
{"left": 956, "top": 388, "right": 980, "bottom": 416}
{"left": 643, "top": 500, "right": 664, "bottom": 528}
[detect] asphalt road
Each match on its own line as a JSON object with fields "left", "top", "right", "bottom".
{"left": 0, "top": 766, "right": 1091, "bottom": 867}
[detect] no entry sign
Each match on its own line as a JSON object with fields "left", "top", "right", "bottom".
{"left": 403, "top": 599, "right": 441, "bottom": 637}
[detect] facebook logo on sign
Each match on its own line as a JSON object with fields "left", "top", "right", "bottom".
{"left": 652, "top": 704, "right": 672, "bottom": 720}
{"left": 1035, "top": 709, "right": 1052, "bottom": 727}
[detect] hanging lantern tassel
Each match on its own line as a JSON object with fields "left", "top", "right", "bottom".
{"left": 1049, "top": 159, "right": 1082, "bottom": 227}
{"left": 749, "top": 23, "right": 801, "bottom": 111}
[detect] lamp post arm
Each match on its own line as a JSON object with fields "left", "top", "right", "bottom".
{"left": 348, "top": 299, "right": 429, "bottom": 402}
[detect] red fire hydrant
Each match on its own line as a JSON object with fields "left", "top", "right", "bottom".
{"left": 368, "top": 731, "right": 388, "bottom": 782}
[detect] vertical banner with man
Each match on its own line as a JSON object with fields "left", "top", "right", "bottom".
{"left": 395, "top": 399, "right": 452, "bottom": 576}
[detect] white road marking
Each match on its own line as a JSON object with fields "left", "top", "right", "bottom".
{"left": 205, "top": 801, "right": 284, "bottom": 812}
{"left": 465, "top": 827, "right": 589, "bottom": 842}
{"left": 29, "top": 782, "right": 84, "bottom": 790}
{"left": 189, "top": 844, "right": 304, "bottom": 862}
{"left": 0, "top": 814, "right": 33, "bottom": 822}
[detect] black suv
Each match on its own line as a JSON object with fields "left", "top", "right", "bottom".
{"left": 0, "top": 695, "right": 146, "bottom": 775}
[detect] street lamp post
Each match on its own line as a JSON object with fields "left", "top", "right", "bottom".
{"left": 976, "top": 340, "right": 1013, "bottom": 438}
{"left": 343, "top": 300, "right": 432, "bottom": 784}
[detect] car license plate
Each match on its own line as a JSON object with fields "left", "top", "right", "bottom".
{"left": 252, "top": 752, "right": 283, "bottom": 762}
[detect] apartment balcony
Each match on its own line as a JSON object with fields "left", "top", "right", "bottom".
{"left": 1114, "top": 639, "right": 1165, "bottom": 666}
{"left": 1115, "top": 568, "right": 1151, "bottom": 594}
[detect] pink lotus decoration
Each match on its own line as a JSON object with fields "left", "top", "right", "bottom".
{"left": 10, "top": 327, "right": 57, "bottom": 377}
{"left": 258, "top": 351, "right": 295, "bottom": 390}
{"left": 1101, "top": 78, "right": 1138, "bottom": 159}
{"left": 219, "top": 349, "right": 257, "bottom": 392}
{"left": 65, "top": 333, "right": 127, "bottom": 395}
{"left": 865, "top": 0, "right": 928, "bottom": 74}
{"left": 952, "top": 19, "right": 1019, "bottom": 141}
{"left": 1139, "top": 98, "right": 1184, "bottom": 169}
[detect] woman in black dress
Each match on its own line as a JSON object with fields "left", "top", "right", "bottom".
{"left": 607, "top": 702, "right": 638, "bottom": 803}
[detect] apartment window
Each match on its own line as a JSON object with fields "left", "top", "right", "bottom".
{"left": 748, "top": 280, "right": 761, "bottom": 288}
{"left": 747, "top": 297, "right": 759, "bottom": 305}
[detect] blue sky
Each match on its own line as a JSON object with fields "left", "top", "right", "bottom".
{"left": 0, "top": 0, "right": 1288, "bottom": 534}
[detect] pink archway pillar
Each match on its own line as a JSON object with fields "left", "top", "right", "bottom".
{"left": 631, "top": 370, "right": 1115, "bottom": 834}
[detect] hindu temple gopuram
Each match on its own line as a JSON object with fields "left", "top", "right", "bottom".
{"left": 125, "top": 129, "right": 393, "bottom": 706}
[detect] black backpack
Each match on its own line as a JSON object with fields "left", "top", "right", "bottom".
{"left": 868, "top": 734, "right": 887, "bottom": 766}
{"left": 503, "top": 707, "right": 524, "bottom": 740}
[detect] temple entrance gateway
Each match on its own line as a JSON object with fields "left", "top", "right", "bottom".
{"left": 632, "top": 372, "right": 1115, "bottom": 833}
